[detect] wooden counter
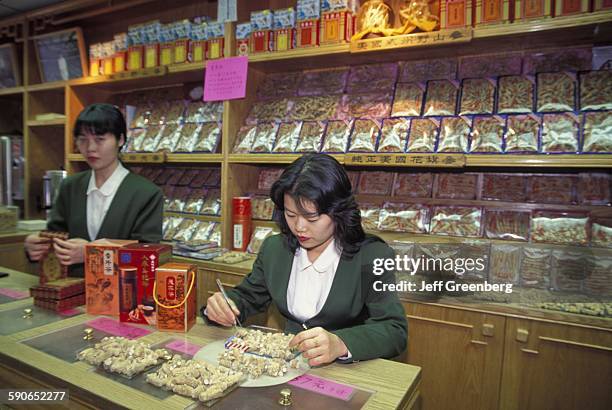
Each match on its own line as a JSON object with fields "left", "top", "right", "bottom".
{"left": 0, "top": 267, "right": 421, "bottom": 410}
{"left": 0, "top": 230, "right": 34, "bottom": 273}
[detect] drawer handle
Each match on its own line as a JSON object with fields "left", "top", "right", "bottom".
{"left": 470, "top": 340, "right": 487, "bottom": 346}
{"left": 521, "top": 348, "right": 539, "bottom": 355}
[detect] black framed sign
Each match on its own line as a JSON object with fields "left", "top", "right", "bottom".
{"left": 33, "top": 28, "right": 88, "bottom": 82}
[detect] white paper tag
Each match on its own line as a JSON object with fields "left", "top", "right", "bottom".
{"left": 58, "top": 56, "right": 69, "bottom": 81}
{"left": 233, "top": 224, "right": 243, "bottom": 248}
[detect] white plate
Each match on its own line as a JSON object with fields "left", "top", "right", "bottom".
{"left": 193, "top": 340, "right": 309, "bottom": 388}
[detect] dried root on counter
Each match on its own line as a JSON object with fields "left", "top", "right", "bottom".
{"left": 497, "top": 76, "right": 534, "bottom": 114}
{"left": 437, "top": 117, "right": 470, "bottom": 153}
{"left": 231, "top": 328, "right": 297, "bottom": 360}
{"left": 218, "top": 349, "right": 296, "bottom": 379}
{"left": 391, "top": 83, "right": 424, "bottom": 117}
{"left": 423, "top": 80, "right": 458, "bottom": 116}
{"left": 77, "top": 337, "right": 168, "bottom": 378}
{"left": 579, "top": 70, "right": 612, "bottom": 111}
{"left": 146, "top": 355, "right": 243, "bottom": 402}
{"left": 541, "top": 113, "right": 580, "bottom": 153}
{"left": 536, "top": 72, "right": 576, "bottom": 112}
{"left": 469, "top": 116, "right": 504, "bottom": 153}
{"left": 582, "top": 111, "right": 612, "bottom": 153}
{"left": 504, "top": 115, "right": 540, "bottom": 153}
{"left": 459, "top": 78, "right": 495, "bottom": 115}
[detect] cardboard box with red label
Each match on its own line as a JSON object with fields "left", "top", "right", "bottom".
{"left": 155, "top": 262, "right": 198, "bottom": 332}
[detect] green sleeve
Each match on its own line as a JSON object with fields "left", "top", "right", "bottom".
{"left": 130, "top": 187, "right": 163, "bottom": 243}
{"left": 333, "top": 247, "right": 408, "bottom": 361}
{"left": 226, "top": 238, "right": 272, "bottom": 322}
{"left": 47, "top": 179, "right": 69, "bottom": 232}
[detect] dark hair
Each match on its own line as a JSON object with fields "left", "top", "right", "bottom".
{"left": 270, "top": 153, "right": 369, "bottom": 257}
{"left": 73, "top": 103, "right": 126, "bottom": 150}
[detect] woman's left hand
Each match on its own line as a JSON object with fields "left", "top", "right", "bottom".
{"left": 53, "top": 238, "right": 89, "bottom": 266}
{"left": 289, "top": 327, "right": 348, "bottom": 366}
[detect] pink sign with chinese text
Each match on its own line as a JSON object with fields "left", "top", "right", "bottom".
{"left": 203, "top": 56, "right": 248, "bottom": 101}
{"left": 288, "top": 374, "right": 355, "bottom": 401}
{"left": 86, "top": 317, "right": 152, "bottom": 339}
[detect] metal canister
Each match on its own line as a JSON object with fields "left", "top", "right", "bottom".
{"left": 232, "top": 197, "right": 252, "bottom": 251}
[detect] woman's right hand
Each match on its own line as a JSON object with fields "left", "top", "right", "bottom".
{"left": 205, "top": 292, "right": 241, "bottom": 327}
{"left": 24, "top": 233, "right": 51, "bottom": 261}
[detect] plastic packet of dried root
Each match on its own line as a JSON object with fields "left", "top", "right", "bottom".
{"left": 129, "top": 105, "right": 151, "bottom": 128}
{"left": 459, "top": 53, "right": 522, "bottom": 79}
{"left": 163, "top": 217, "right": 183, "bottom": 241}
{"left": 232, "top": 125, "right": 258, "bottom": 153}
{"left": 348, "top": 119, "right": 380, "bottom": 152}
{"left": 577, "top": 173, "right": 611, "bottom": 205}
{"left": 519, "top": 246, "right": 551, "bottom": 289}
{"left": 551, "top": 250, "right": 587, "bottom": 293}
{"left": 541, "top": 113, "right": 580, "bottom": 153}
{"left": 250, "top": 195, "right": 275, "bottom": 220}
{"left": 393, "top": 172, "right": 434, "bottom": 198}
{"left": 204, "top": 168, "right": 221, "bottom": 187}
{"left": 201, "top": 189, "right": 221, "bottom": 215}
{"left": 523, "top": 47, "right": 592, "bottom": 75}
{"left": 484, "top": 209, "right": 530, "bottom": 242}
{"left": 165, "top": 186, "right": 190, "bottom": 213}
{"left": 257, "top": 72, "right": 301, "bottom": 99}
{"left": 140, "top": 126, "right": 162, "bottom": 152}
{"left": 251, "top": 123, "right": 280, "bottom": 153}
{"left": 437, "top": 117, "right": 470, "bottom": 153}
{"left": 407, "top": 118, "right": 439, "bottom": 152}
{"left": 192, "top": 122, "right": 221, "bottom": 153}
{"left": 434, "top": 173, "right": 480, "bottom": 200}
{"left": 163, "top": 100, "right": 186, "bottom": 124}
{"left": 272, "top": 122, "right": 302, "bottom": 153}
{"left": 298, "top": 68, "right": 349, "bottom": 96}
{"left": 247, "top": 227, "right": 276, "bottom": 254}
{"left": 530, "top": 211, "right": 590, "bottom": 246}
{"left": 336, "top": 93, "right": 393, "bottom": 120}
{"left": 359, "top": 203, "right": 381, "bottom": 231}
{"left": 377, "top": 202, "right": 429, "bottom": 233}
{"left": 208, "top": 222, "right": 222, "bottom": 246}
{"left": 189, "top": 169, "right": 212, "bottom": 188}
{"left": 295, "top": 121, "right": 325, "bottom": 152}
{"left": 288, "top": 95, "right": 340, "bottom": 121}
{"left": 527, "top": 174, "right": 576, "bottom": 205}
{"left": 504, "top": 114, "right": 540, "bottom": 153}
{"left": 378, "top": 118, "right": 410, "bottom": 152}
{"left": 584, "top": 255, "right": 612, "bottom": 296}
{"left": 391, "top": 83, "right": 425, "bottom": 117}
{"left": 173, "top": 124, "right": 199, "bottom": 152}
{"left": 154, "top": 124, "right": 179, "bottom": 153}
{"left": 581, "top": 111, "right": 612, "bottom": 153}
{"left": 423, "top": 80, "right": 459, "bottom": 116}
{"left": 173, "top": 218, "right": 198, "bottom": 242}
{"left": 258, "top": 168, "right": 284, "bottom": 191}
{"left": 579, "top": 70, "right": 612, "bottom": 111}
{"left": 489, "top": 245, "right": 521, "bottom": 284}
{"left": 358, "top": 171, "right": 394, "bottom": 195}
{"left": 399, "top": 58, "right": 457, "bottom": 83}
{"left": 125, "top": 128, "right": 147, "bottom": 152}
{"left": 469, "top": 116, "right": 505, "bottom": 153}
{"left": 497, "top": 75, "right": 535, "bottom": 114}
{"left": 536, "top": 72, "right": 576, "bottom": 112}
{"left": 321, "top": 120, "right": 352, "bottom": 153}
{"left": 347, "top": 63, "right": 398, "bottom": 94}
{"left": 459, "top": 78, "right": 496, "bottom": 115}
{"left": 482, "top": 174, "right": 527, "bottom": 202}
{"left": 245, "top": 99, "right": 291, "bottom": 125}
{"left": 591, "top": 218, "right": 612, "bottom": 249}
{"left": 430, "top": 206, "right": 483, "bottom": 238}
{"left": 182, "top": 188, "right": 206, "bottom": 214}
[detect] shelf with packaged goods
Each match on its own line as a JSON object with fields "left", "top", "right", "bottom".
{"left": 66, "top": 152, "right": 223, "bottom": 164}
{"left": 26, "top": 118, "right": 66, "bottom": 127}
{"left": 228, "top": 153, "right": 346, "bottom": 164}
{"left": 163, "top": 211, "right": 221, "bottom": 223}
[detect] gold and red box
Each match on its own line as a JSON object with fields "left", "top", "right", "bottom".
{"left": 113, "top": 51, "right": 127, "bottom": 73}
{"left": 514, "top": 0, "right": 552, "bottom": 20}
{"left": 174, "top": 39, "right": 189, "bottom": 64}
{"left": 159, "top": 42, "right": 174, "bottom": 66}
{"left": 251, "top": 30, "right": 273, "bottom": 53}
{"left": 442, "top": 0, "right": 474, "bottom": 28}
{"left": 118, "top": 243, "right": 172, "bottom": 325}
{"left": 320, "top": 11, "right": 354, "bottom": 44}
{"left": 144, "top": 43, "right": 159, "bottom": 68}
{"left": 155, "top": 262, "right": 197, "bottom": 332}
{"left": 207, "top": 37, "right": 224, "bottom": 59}
{"left": 554, "top": 0, "right": 589, "bottom": 16}
{"left": 128, "top": 45, "right": 144, "bottom": 71}
{"left": 274, "top": 28, "right": 296, "bottom": 51}
{"left": 475, "top": 0, "right": 511, "bottom": 25}
{"left": 191, "top": 40, "right": 207, "bottom": 62}
{"left": 297, "top": 19, "right": 320, "bottom": 47}
{"left": 85, "top": 239, "right": 137, "bottom": 316}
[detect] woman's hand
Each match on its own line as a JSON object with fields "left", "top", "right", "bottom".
{"left": 24, "top": 234, "right": 51, "bottom": 261}
{"left": 289, "top": 327, "right": 348, "bottom": 366}
{"left": 53, "top": 238, "right": 88, "bottom": 266}
{"left": 205, "top": 292, "right": 241, "bottom": 326}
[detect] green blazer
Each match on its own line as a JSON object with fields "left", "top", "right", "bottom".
{"left": 226, "top": 234, "right": 408, "bottom": 362}
{"left": 47, "top": 169, "right": 163, "bottom": 276}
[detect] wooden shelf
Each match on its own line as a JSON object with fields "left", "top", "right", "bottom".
{"left": 68, "top": 152, "right": 223, "bottom": 164}
{"left": 465, "top": 154, "right": 612, "bottom": 168}
{"left": 228, "top": 153, "right": 345, "bottom": 164}
{"left": 0, "top": 86, "right": 24, "bottom": 96}
{"left": 164, "top": 211, "right": 221, "bottom": 222}
{"left": 26, "top": 118, "right": 66, "bottom": 127}
{"left": 26, "top": 81, "right": 67, "bottom": 92}
{"left": 248, "top": 43, "right": 349, "bottom": 63}
{"left": 166, "top": 153, "right": 223, "bottom": 163}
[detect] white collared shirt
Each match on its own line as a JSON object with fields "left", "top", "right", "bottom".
{"left": 86, "top": 162, "right": 129, "bottom": 240}
{"left": 287, "top": 239, "right": 342, "bottom": 323}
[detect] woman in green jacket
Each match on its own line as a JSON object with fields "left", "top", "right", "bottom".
{"left": 205, "top": 154, "right": 407, "bottom": 365}
{"left": 24, "top": 103, "right": 163, "bottom": 276}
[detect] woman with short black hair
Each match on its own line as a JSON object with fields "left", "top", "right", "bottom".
{"left": 24, "top": 103, "right": 163, "bottom": 276}
{"left": 205, "top": 153, "right": 407, "bottom": 364}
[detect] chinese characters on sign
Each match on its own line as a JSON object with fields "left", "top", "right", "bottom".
{"left": 350, "top": 28, "right": 472, "bottom": 53}
{"left": 204, "top": 56, "right": 248, "bottom": 101}
{"left": 288, "top": 374, "right": 355, "bottom": 401}
{"left": 345, "top": 154, "right": 465, "bottom": 167}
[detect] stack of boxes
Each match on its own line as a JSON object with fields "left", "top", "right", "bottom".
{"left": 30, "top": 278, "right": 85, "bottom": 311}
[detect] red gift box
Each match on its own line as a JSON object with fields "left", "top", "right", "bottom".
{"left": 298, "top": 19, "right": 320, "bottom": 47}
{"left": 251, "top": 30, "right": 273, "bottom": 53}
